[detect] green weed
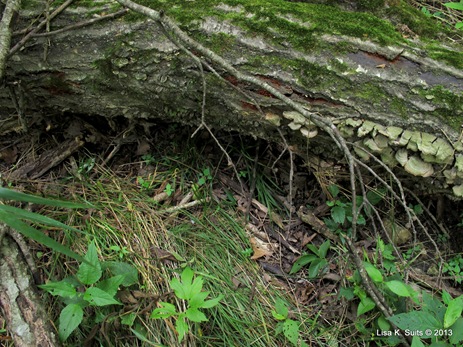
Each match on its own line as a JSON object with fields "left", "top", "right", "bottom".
{"left": 151, "top": 267, "right": 223, "bottom": 343}
{"left": 39, "top": 241, "right": 138, "bottom": 342}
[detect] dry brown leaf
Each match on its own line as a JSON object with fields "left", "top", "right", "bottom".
{"left": 250, "top": 237, "right": 273, "bottom": 260}
{"left": 150, "top": 246, "right": 178, "bottom": 262}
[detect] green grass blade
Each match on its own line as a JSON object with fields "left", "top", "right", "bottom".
{"left": 0, "top": 188, "right": 92, "bottom": 208}
{"left": 0, "top": 212, "right": 84, "bottom": 262}
{"left": 0, "top": 204, "right": 86, "bottom": 234}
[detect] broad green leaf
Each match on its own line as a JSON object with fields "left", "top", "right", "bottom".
{"left": 450, "top": 317, "right": 463, "bottom": 344}
{"left": 377, "top": 315, "right": 390, "bottom": 331}
{"left": 290, "top": 254, "right": 317, "bottom": 274}
{"left": 170, "top": 277, "right": 187, "bottom": 300}
{"left": 411, "top": 336, "right": 426, "bottom": 347}
{"left": 272, "top": 310, "right": 286, "bottom": 321}
{"left": 422, "top": 291, "right": 446, "bottom": 322}
{"left": 121, "top": 313, "right": 136, "bottom": 326}
{"left": 308, "top": 258, "right": 328, "bottom": 278}
{"left": 176, "top": 317, "right": 189, "bottom": 342}
{"left": 96, "top": 275, "right": 125, "bottom": 297}
{"left": 385, "top": 280, "right": 412, "bottom": 297}
{"left": 456, "top": 22, "right": 463, "bottom": 29}
{"left": 366, "top": 188, "right": 385, "bottom": 206}
{"left": 0, "top": 212, "right": 84, "bottom": 262}
{"left": 331, "top": 206, "right": 346, "bottom": 224}
{"left": 327, "top": 185, "right": 340, "bottom": 198}
{"left": 188, "top": 276, "right": 204, "bottom": 299}
{"left": 338, "top": 287, "right": 354, "bottom": 300}
{"left": 39, "top": 280, "right": 76, "bottom": 298}
{"left": 428, "top": 342, "right": 452, "bottom": 347}
{"left": 357, "top": 297, "right": 375, "bottom": 316}
{"left": 185, "top": 308, "right": 208, "bottom": 322}
{"left": 77, "top": 242, "right": 102, "bottom": 285}
{"left": 0, "top": 204, "right": 84, "bottom": 234}
{"left": 151, "top": 302, "right": 177, "bottom": 319}
{"left": 442, "top": 290, "right": 452, "bottom": 305}
{"left": 59, "top": 303, "right": 83, "bottom": 341}
{"left": 318, "top": 240, "right": 331, "bottom": 259}
{"left": 274, "top": 298, "right": 288, "bottom": 318}
{"left": 388, "top": 311, "right": 441, "bottom": 334}
{"left": 363, "top": 262, "right": 383, "bottom": 283}
{"left": 201, "top": 294, "right": 224, "bottom": 309}
{"left": 83, "top": 287, "right": 121, "bottom": 306}
{"left": 189, "top": 291, "right": 209, "bottom": 309}
{"left": 0, "top": 188, "right": 92, "bottom": 208}
{"left": 444, "top": 2, "right": 463, "bottom": 10}
{"left": 282, "top": 319, "right": 299, "bottom": 345}
{"left": 306, "top": 244, "right": 320, "bottom": 255}
{"left": 103, "top": 261, "right": 139, "bottom": 286}
{"left": 444, "top": 297, "right": 463, "bottom": 328}
{"left": 181, "top": 267, "right": 194, "bottom": 286}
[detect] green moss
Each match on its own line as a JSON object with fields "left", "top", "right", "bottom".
{"left": 384, "top": 2, "right": 453, "bottom": 39}
{"left": 389, "top": 97, "right": 408, "bottom": 118}
{"left": 357, "top": 0, "right": 385, "bottom": 11}
{"left": 428, "top": 45, "right": 463, "bottom": 70}
{"left": 422, "top": 86, "right": 463, "bottom": 130}
{"left": 125, "top": 0, "right": 405, "bottom": 50}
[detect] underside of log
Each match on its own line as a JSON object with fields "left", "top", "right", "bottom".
{"left": 0, "top": 0, "right": 462, "bottom": 196}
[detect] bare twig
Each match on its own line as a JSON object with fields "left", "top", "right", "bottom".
{"left": 9, "top": 0, "right": 74, "bottom": 57}
{"left": 0, "top": 0, "right": 22, "bottom": 79}
{"left": 32, "top": 9, "right": 129, "bottom": 38}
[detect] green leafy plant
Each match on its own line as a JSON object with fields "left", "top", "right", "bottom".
{"left": 323, "top": 185, "right": 380, "bottom": 238}
{"left": 272, "top": 298, "right": 308, "bottom": 347}
{"left": 290, "top": 240, "right": 330, "bottom": 278}
{"left": 137, "top": 176, "right": 153, "bottom": 192}
{"left": 141, "top": 154, "right": 155, "bottom": 165}
{"left": 150, "top": 267, "right": 224, "bottom": 342}
{"left": 108, "top": 245, "right": 130, "bottom": 259}
{"left": 421, "top": 6, "right": 443, "bottom": 19}
{"left": 443, "top": 254, "right": 463, "bottom": 284}
{"left": 197, "top": 168, "right": 212, "bottom": 186}
{"left": 77, "top": 157, "right": 96, "bottom": 176}
{"left": 191, "top": 168, "right": 213, "bottom": 199}
{"left": 444, "top": 2, "right": 463, "bottom": 29}
{"left": 39, "top": 241, "right": 139, "bottom": 341}
{"left": 164, "top": 183, "right": 174, "bottom": 196}
{"left": 0, "top": 187, "right": 90, "bottom": 262}
{"left": 388, "top": 290, "right": 463, "bottom": 346}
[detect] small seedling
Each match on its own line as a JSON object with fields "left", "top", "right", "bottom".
{"left": 197, "top": 168, "right": 212, "bottom": 186}
{"left": 164, "top": 183, "right": 174, "bottom": 196}
{"left": 141, "top": 154, "right": 155, "bottom": 165}
{"left": 272, "top": 298, "right": 308, "bottom": 347}
{"left": 109, "top": 245, "right": 130, "bottom": 259}
{"left": 443, "top": 255, "right": 463, "bottom": 284}
{"left": 151, "top": 267, "right": 223, "bottom": 342}
{"left": 290, "top": 240, "right": 330, "bottom": 278}
{"left": 77, "top": 157, "right": 95, "bottom": 176}
{"left": 137, "top": 176, "right": 152, "bottom": 192}
{"left": 39, "top": 241, "right": 139, "bottom": 341}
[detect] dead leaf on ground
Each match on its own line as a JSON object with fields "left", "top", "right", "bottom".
{"left": 250, "top": 236, "right": 273, "bottom": 260}
{"left": 150, "top": 246, "right": 178, "bottom": 262}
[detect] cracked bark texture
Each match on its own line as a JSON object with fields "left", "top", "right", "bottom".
{"left": 0, "top": 1, "right": 462, "bottom": 195}
{"left": 0, "top": 226, "right": 61, "bottom": 346}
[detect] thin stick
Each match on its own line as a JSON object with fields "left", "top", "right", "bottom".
{"left": 9, "top": 0, "right": 74, "bottom": 57}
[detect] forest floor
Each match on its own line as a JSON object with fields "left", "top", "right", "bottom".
{"left": 1, "top": 117, "right": 463, "bottom": 347}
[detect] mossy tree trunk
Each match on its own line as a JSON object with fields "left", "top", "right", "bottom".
{"left": 0, "top": 0, "right": 462, "bottom": 195}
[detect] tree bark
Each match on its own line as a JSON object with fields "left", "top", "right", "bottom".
{"left": 1, "top": 0, "right": 463, "bottom": 195}
{"left": 0, "top": 225, "right": 61, "bottom": 347}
